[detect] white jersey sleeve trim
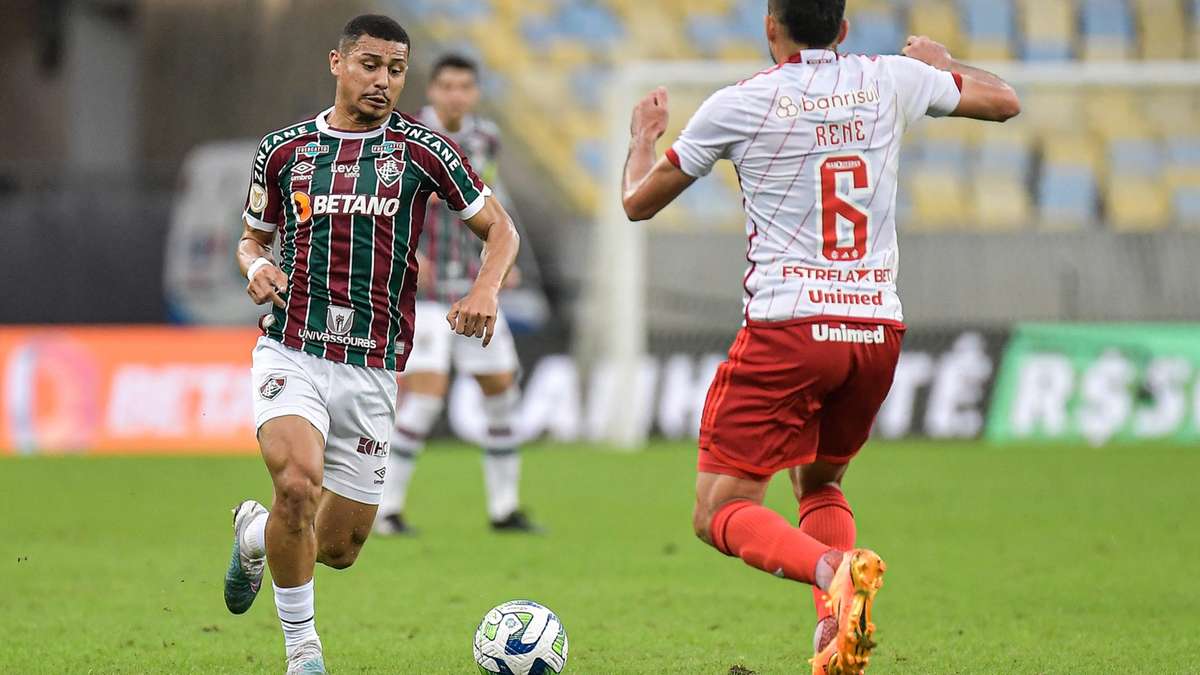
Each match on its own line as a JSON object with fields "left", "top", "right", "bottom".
{"left": 244, "top": 211, "right": 278, "bottom": 233}
{"left": 927, "top": 70, "right": 963, "bottom": 117}
{"left": 455, "top": 185, "right": 493, "bottom": 220}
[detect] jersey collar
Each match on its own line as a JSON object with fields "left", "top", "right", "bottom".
{"left": 315, "top": 106, "right": 388, "bottom": 139}
{"left": 786, "top": 49, "right": 839, "bottom": 65}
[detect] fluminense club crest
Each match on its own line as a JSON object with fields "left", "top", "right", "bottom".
{"left": 376, "top": 156, "right": 405, "bottom": 187}
{"left": 259, "top": 376, "right": 286, "bottom": 400}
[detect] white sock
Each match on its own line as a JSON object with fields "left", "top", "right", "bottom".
{"left": 378, "top": 392, "right": 442, "bottom": 517}
{"left": 274, "top": 580, "right": 319, "bottom": 651}
{"left": 481, "top": 387, "right": 520, "bottom": 448}
{"left": 483, "top": 450, "right": 521, "bottom": 521}
{"left": 481, "top": 387, "right": 522, "bottom": 521}
{"left": 241, "top": 510, "right": 268, "bottom": 558}
{"left": 380, "top": 449, "right": 418, "bottom": 515}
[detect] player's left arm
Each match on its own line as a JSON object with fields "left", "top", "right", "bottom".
{"left": 450, "top": 196, "right": 519, "bottom": 346}
{"left": 622, "top": 87, "right": 695, "bottom": 221}
{"left": 903, "top": 36, "right": 1021, "bottom": 122}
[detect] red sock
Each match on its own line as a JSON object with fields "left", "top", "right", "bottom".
{"left": 798, "top": 484, "right": 856, "bottom": 621}
{"left": 709, "top": 500, "right": 831, "bottom": 585}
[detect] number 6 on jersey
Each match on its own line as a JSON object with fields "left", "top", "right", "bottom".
{"left": 818, "top": 153, "right": 871, "bottom": 261}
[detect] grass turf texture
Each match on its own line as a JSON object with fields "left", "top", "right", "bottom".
{"left": 2, "top": 441, "right": 1197, "bottom": 674}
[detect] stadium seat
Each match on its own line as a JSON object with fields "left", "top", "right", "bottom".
{"left": 1133, "top": 0, "right": 1188, "bottom": 59}
{"left": 840, "top": 7, "right": 904, "bottom": 56}
{"left": 1079, "top": 0, "right": 1135, "bottom": 61}
{"left": 1038, "top": 166, "right": 1101, "bottom": 229}
{"left": 958, "top": 0, "right": 1016, "bottom": 61}
{"left": 908, "top": 171, "right": 971, "bottom": 230}
{"left": 908, "top": 0, "right": 966, "bottom": 57}
{"left": 970, "top": 175, "right": 1031, "bottom": 230}
{"left": 1017, "top": 0, "right": 1075, "bottom": 60}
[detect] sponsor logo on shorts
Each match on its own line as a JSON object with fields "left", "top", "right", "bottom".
{"left": 373, "top": 466, "right": 387, "bottom": 484}
{"left": 812, "top": 323, "right": 886, "bottom": 344}
{"left": 356, "top": 437, "right": 389, "bottom": 458}
{"left": 259, "top": 376, "right": 286, "bottom": 400}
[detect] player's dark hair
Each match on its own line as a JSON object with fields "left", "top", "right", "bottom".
{"left": 339, "top": 14, "right": 410, "bottom": 52}
{"left": 430, "top": 53, "right": 479, "bottom": 81}
{"left": 767, "top": 0, "right": 846, "bottom": 48}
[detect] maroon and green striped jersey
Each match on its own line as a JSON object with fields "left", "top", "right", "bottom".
{"left": 242, "top": 107, "right": 490, "bottom": 371}
{"left": 415, "top": 106, "right": 503, "bottom": 304}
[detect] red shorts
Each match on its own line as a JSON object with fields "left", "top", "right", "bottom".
{"left": 698, "top": 318, "right": 904, "bottom": 480}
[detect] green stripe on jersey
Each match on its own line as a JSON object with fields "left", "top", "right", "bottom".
{"left": 302, "top": 137, "right": 339, "bottom": 360}
{"left": 346, "top": 141, "right": 376, "bottom": 368}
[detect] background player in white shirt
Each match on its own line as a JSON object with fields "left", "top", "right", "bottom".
{"left": 620, "top": 1, "right": 1019, "bottom": 673}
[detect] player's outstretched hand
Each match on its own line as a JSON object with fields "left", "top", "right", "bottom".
{"left": 902, "top": 36, "right": 953, "bottom": 70}
{"left": 447, "top": 290, "right": 498, "bottom": 346}
{"left": 630, "top": 86, "right": 670, "bottom": 141}
{"left": 247, "top": 263, "right": 288, "bottom": 309}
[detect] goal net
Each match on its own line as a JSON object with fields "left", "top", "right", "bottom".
{"left": 582, "top": 60, "right": 1200, "bottom": 447}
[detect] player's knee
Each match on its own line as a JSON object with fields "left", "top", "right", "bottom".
{"left": 273, "top": 470, "right": 321, "bottom": 528}
{"left": 692, "top": 504, "right": 715, "bottom": 545}
{"left": 318, "top": 545, "right": 359, "bottom": 570}
{"left": 319, "top": 530, "right": 368, "bottom": 570}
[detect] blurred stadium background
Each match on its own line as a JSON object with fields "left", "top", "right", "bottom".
{"left": 2, "top": 0, "right": 1198, "bottom": 451}
{"left": 2, "top": 1, "right": 1200, "bottom": 671}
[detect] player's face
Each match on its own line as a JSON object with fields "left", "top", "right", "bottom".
{"left": 330, "top": 36, "right": 409, "bottom": 124}
{"left": 427, "top": 68, "right": 480, "bottom": 125}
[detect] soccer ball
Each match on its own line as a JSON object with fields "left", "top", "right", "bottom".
{"left": 473, "top": 600, "right": 568, "bottom": 674}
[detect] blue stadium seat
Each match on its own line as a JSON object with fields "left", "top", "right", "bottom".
{"left": 1038, "top": 166, "right": 1099, "bottom": 227}
{"left": 841, "top": 9, "right": 904, "bottom": 56}
{"left": 1175, "top": 188, "right": 1200, "bottom": 224}
{"left": 575, "top": 139, "right": 605, "bottom": 179}
{"left": 1080, "top": 0, "right": 1134, "bottom": 39}
{"left": 1108, "top": 138, "right": 1163, "bottom": 176}
{"left": 959, "top": 0, "right": 1015, "bottom": 43}
{"left": 687, "top": 14, "right": 729, "bottom": 57}
{"left": 559, "top": 2, "right": 624, "bottom": 48}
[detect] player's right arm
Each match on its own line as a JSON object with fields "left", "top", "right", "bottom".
{"left": 237, "top": 224, "right": 287, "bottom": 309}
{"left": 902, "top": 36, "right": 1021, "bottom": 122}
{"left": 237, "top": 140, "right": 288, "bottom": 309}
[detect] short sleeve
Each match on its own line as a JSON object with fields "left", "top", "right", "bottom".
{"left": 882, "top": 55, "right": 963, "bottom": 125}
{"left": 668, "top": 86, "right": 745, "bottom": 178}
{"left": 243, "top": 136, "right": 286, "bottom": 232}
{"left": 410, "top": 133, "right": 491, "bottom": 220}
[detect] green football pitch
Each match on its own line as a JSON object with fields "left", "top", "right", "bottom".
{"left": 2, "top": 441, "right": 1197, "bottom": 674}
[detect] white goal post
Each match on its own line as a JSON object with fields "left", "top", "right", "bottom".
{"left": 584, "top": 60, "right": 1200, "bottom": 449}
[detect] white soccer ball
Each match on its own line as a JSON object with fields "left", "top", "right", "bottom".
{"left": 473, "top": 600, "right": 568, "bottom": 674}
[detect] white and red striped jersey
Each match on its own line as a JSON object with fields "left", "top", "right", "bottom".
{"left": 667, "top": 50, "right": 962, "bottom": 325}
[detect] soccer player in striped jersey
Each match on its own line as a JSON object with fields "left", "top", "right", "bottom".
{"left": 374, "top": 54, "right": 539, "bottom": 537}
{"left": 620, "top": 1, "right": 1020, "bottom": 673}
{"left": 221, "top": 15, "right": 520, "bottom": 674}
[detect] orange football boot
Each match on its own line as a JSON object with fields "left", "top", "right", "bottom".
{"left": 809, "top": 549, "right": 886, "bottom": 675}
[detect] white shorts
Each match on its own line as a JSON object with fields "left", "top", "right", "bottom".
{"left": 251, "top": 337, "right": 398, "bottom": 505}
{"left": 404, "top": 300, "right": 520, "bottom": 375}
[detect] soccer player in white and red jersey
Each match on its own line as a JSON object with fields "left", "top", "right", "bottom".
{"left": 221, "top": 15, "right": 519, "bottom": 674}
{"left": 621, "top": 2, "right": 1019, "bottom": 672}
